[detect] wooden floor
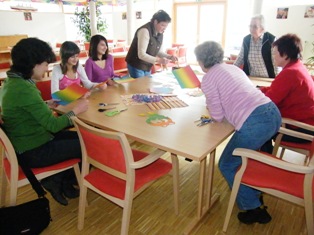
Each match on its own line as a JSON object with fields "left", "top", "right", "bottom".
{"left": 1, "top": 139, "right": 309, "bottom": 235}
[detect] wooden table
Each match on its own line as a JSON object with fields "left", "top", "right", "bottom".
{"left": 55, "top": 76, "right": 234, "bottom": 234}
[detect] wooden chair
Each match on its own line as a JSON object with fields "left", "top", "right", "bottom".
{"left": 0, "top": 127, "right": 81, "bottom": 206}
{"left": 172, "top": 43, "right": 184, "bottom": 49}
{"left": 112, "top": 47, "right": 125, "bottom": 53}
{"left": 72, "top": 117, "right": 179, "bottom": 235}
{"left": 0, "top": 61, "right": 10, "bottom": 70}
{"left": 272, "top": 118, "right": 314, "bottom": 166}
{"left": 177, "top": 46, "right": 187, "bottom": 66}
{"left": 113, "top": 56, "right": 128, "bottom": 76}
{"left": 166, "top": 47, "right": 177, "bottom": 57}
{"left": 223, "top": 148, "right": 314, "bottom": 235}
{"left": 36, "top": 80, "right": 52, "bottom": 101}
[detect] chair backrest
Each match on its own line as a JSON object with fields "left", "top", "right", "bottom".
{"left": 112, "top": 47, "right": 125, "bottom": 53}
{"left": 166, "top": 48, "right": 177, "bottom": 56}
{"left": 177, "top": 46, "right": 187, "bottom": 58}
{"left": 0, "top": 62, "right": 10, "bottom": 69}
{"left": 273, "top": 118, "right": 314, "bottom": 165}
{"left": 0, "top": 127, "right": 19, "bottom": 184}
{"left": 113, "top": 56, "right": 127, "bottom": 72}
{"left": 36, "top": 80, "right": 52, "bottom": 101}
{"left": 72, "top": 117, "right": 134, "bottom": 180}
{"left": 172, "top": 43, "right": 184, "bottom": 49}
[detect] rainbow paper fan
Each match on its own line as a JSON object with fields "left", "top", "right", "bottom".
{"left": 172, "top": 65, "right": 200, "bottom": 88}
{"left": 51, "top": 83, "right": 88, "bottom": 105}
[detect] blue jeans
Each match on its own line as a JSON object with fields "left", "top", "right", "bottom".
{"left": 127, "top": 64, "right": 151, "bottom": 78}
{"left": 218, "top": 102, "right": 281, "bottom": 210}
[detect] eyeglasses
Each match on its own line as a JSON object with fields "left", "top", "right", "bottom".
{"left": 249, "top": 25, "right": 260, "bottom": 30}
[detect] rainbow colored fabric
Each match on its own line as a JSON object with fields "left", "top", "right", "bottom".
{"left": 52, "top": 83, "right": 88, "bottom": 105}
{"left": 172, "top": 65, "right": 200, "bottom": 88}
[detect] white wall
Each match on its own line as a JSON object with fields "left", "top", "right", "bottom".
{"left": 0, "top": 11, "right": 67, "bottom": 47}
{"left": 262, "top": 1, "right": 314, "bottom": 61}
{"left": 225, "top": 0, "right": 314, "bottom": 61}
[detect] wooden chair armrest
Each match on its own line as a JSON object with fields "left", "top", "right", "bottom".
{"left": 233, "top": 148, "right": 314, "bottom": 174}
{"left": 282, "top": 118, "right": 314, "bottom": 131}
{"left": 129, "top": 149, "right": 167, "bottom": 169}
{"left": 277, "top": 126, "right": 314, "bottom": 142}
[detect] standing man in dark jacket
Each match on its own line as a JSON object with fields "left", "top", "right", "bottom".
{"left": 234, "top": 15, "right": 277, "bottom": 78}
{"left": 126, "top": 10, "right": 176, "bottom": 78}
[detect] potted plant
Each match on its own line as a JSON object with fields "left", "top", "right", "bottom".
{"left": 72, "top": 3, "right": 108, "bottom": 50}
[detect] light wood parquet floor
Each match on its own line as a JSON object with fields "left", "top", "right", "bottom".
{"left": 0, "top": 138, "right": 309, "bottom": 235}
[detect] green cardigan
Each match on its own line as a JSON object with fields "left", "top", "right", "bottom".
{"left": 1, "top": 72, "right": 75, "bottom": 153}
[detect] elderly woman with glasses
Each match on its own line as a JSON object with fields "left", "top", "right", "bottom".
{"left": 234, "top": 14, "right": 277, "bottom": 78}
{"left": 195, "top": 41, "right": 281, "bottom": 224}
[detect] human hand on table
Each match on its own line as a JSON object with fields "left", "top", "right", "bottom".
{"left": 72, "top": 98, "right": 89, "bottom": 115}
{"left": 46, "top": 99, "right": 60, "bottom": 109}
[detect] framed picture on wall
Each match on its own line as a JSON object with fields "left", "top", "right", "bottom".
{"left": 304, "top": 6, "right": 314, "bottom": 18}
{"left": 122, "top": 12, "right": 127, "bottom": 20}
{"left": 24, "top": 12, "right": 32, "bottom": 21}
{"left": 276, "top": 8, "right": 289, "bottom": 19}
{"left": 136, "top": 11, "right": 142, "bottom": 19}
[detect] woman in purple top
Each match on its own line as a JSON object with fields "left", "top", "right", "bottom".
{"left": 194, "top": 41, "right": 281, "bottom": 225}
{"left": 85, "top": 35, "right": 120, "bottom": 86}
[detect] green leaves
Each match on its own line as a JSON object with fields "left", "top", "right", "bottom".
{"left": 72, "top": 4, "right": 108, "bottom": 42}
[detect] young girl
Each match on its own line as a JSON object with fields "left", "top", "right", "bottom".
{"left": 85, "top": 34, "right": 120, "bottom": 85}
{"left": 51, "top": 41, "right": 107, "bottom": 94}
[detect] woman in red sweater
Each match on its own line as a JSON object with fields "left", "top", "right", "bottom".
{"left": 260, "top": 33, "right": 314, "bottom": 150}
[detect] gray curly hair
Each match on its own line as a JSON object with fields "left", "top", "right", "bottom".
{"left": 194, "top": 41, "right": 224, "bottom": 69}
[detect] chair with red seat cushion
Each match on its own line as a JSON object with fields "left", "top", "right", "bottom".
{"left": 36, "top": 79, "right": 52, "bottom": 101}
{"left": 71, "top": 117, "right": 179, "bottom": 235}
{"left": 223, "top": 148, "right": 314, "bottom": 234}
{"left": 113, "top": 56, "right": 128, "bottom": 77}
{"left": 0, "top": 127, "right": 81, "bottom": 206}
{"left": 272, "top": 118, "right": 314, "bottom": 165}
{"left": 112, "top": 47, "right": 125, "bottom": 53}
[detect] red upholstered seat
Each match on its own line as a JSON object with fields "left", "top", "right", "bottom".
{"left": 223, "top": 148, "right": 314, "bottom": 234}
{"left": 0, "top": 127, "right": 81, "bottom": 206}
{"left": 242, "top": 156, "right": 314, "bottom": 199}
{"left": 72, "top": 117, "right": 179, "bottom": 235}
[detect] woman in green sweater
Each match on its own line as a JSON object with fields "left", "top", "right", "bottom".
{"left": 1, "top": 38, "right": 89, "bottom": 206}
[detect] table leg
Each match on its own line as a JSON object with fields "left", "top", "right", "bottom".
{"left": 183, "top": 150, "right": 219, "bottom": 235}
{"left": 171, "top": 153, "right": 180, "bottom": 215}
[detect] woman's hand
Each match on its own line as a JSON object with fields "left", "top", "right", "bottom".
{"left": 107, "top": 79, "right": 116, "bottom": 86}
{"left": 72, "top": 98, "right": 89, "bottom": 115}
{"left": 97, "top": 82, "right": 108, "bottom": 90}
{"left": 82, "top": 91, "right": 91, "bottom": 98}
{"left": 46, "top": 99, "right": 60, "bottom": 108}
{"left": 167, "top": 55, "right": 178, "bottom": 62}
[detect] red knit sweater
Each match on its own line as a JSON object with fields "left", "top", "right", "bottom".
{"left": 260, "top": 60, "right": 314, "bottom": 125}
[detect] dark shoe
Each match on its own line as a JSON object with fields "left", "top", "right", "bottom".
{"left": 41, "top": 179, "right": 68, "bottom": 206}
{"left": 237, "top": 206, "right": 272, "bottom": 224}
{"left": 62, "top": 183, "right": 79, "bottom": 199}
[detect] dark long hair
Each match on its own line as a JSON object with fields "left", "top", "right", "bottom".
{"left": 89, "top": 34, "right": 109, "bottom": 61}
{"left": 60, "top": 41, "right": 80, "bottom": 74}
{"left": 10, "top": 38, "right": 56, "bottom": 79}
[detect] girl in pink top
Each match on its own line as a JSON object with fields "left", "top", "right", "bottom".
{"left": 51, "top": 41, "right": 107, "bottom": 95}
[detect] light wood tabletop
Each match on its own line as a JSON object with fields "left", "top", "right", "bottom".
{"left": 55, "top": 75, "right": 234, "bottom": 234}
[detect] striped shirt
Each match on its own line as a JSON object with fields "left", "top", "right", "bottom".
{"left": 201, "top": 63, "right": 271, "bottom": 130}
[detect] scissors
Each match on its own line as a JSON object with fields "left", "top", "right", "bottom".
{"left": 105, "top": 108, "right": 128, "bottom": 117}
{"left": 99, "top": 102, "right": 120, "bottom": 106}
{"left": 195, "top": 115, "right": 213, "bottom": 126}
{"left": 98, "top": 107, "right": 116, "bottom": 112}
